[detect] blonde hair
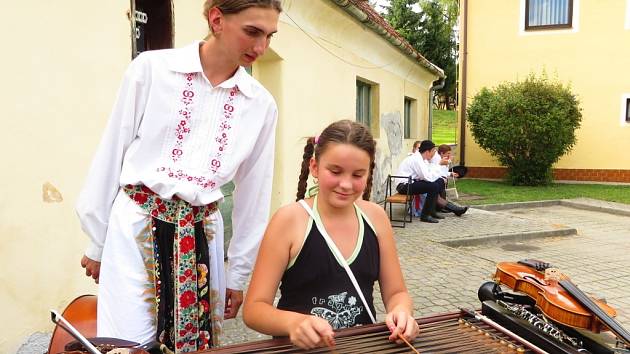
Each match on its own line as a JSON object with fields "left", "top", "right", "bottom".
{"left": 203, "top": 0, "right": 282, "bottom": 21}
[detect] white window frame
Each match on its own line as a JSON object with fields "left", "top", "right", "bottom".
{"left": 519, "top": 0, "right": 580, "bottom": 35}
{"left": 404, "top": 97, "right": 415, "bottom": 139}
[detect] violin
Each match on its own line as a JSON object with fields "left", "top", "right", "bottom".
{"left": 48, "top": 295, "right": 157, "bottom": 354}
{"left": 48, "top": 295, "right": 98, "bottom": 354}
{"left": 493, "top": 259, "right": 630, "bottom": 347}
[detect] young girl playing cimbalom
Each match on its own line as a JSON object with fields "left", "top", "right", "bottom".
{"left": 243, "top": 120, "right": 419, "bottom": 349}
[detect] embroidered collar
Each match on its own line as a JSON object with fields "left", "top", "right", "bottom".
{"left": 167, "top": 40, "right": 255, "bottom": 97}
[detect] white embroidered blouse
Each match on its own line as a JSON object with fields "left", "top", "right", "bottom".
{"left": 76, "top": 41, "right": 278, "bottom": 290}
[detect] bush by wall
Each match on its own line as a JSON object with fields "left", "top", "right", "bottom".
{"left": 467, "top": 74, "right": 582, "bottom": 185}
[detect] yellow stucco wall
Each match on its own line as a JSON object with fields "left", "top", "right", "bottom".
{"left": 461, "top": 0, "right": 630, "bottom": 169}
{"left": 0, "top": 2, "right": 206, "bottom": 352}
{"left": 1, "top": 1, "right": 438, "bottom": 352}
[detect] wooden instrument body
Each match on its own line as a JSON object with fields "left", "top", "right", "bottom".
{"left": 494, "top": 262, "right": 616, "bottom": 332}
{"left": 198, "top": 311, "right": 536, "bottom": 353}
{"left": 48, "top": 295, "right": 98, "bottom": 354}
{"left": 47, "top": 295, "right": 148, "bottom": 354}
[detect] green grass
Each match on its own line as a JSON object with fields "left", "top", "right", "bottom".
{"left": 456, "top": 179, "right": 630, "bottom": 205}
{"left": 432, "top": 109, "right": 457, "bottom": 145}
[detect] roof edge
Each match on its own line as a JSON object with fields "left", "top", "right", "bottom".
{"left": 329, "top": 0, "right": 445, "bottom": 78}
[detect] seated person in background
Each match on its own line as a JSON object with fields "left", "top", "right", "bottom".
{"left": 429, "top": 144, "right": 468, "bottom": 216}
{"left": 430, "top": 144, "right": 454, "bottom": 178}
{"left": 243, "top": 120, "right": 418, "bottom": 350}
{"left": 394, "top": 140, "right": 445, "bottom": 223}
{"left": 409, "top": 140, "right": 422, "bottom": 155}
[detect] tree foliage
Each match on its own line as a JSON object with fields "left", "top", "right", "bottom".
{"left": 467, "top": 74, "right": 582, "bottom": 186}
{"left": 382, "top": 0, "right": 458, "bottom": 105}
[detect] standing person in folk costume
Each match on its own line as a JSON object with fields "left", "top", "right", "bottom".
{"left": 243, "top": 120, "right": 419, "bottom": 350}
{"left": 76, "top": 1, "right": 281, "bottom": 352}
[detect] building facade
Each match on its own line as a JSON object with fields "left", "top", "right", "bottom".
{"left": 459, "top": 0, "right": 630, "bottom": 182}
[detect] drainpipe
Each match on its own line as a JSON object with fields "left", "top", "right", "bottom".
{"left": 459, "top": 0, "right": 469, "bottom": 165}
{"left": 428, "top": 78, "right": 445, "bottom": 140}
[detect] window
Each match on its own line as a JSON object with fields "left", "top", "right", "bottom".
{"left": 355, "top": 78, "right": 380, "bottom": 136}
{"left": 356, "top": 80, "right": 372, "bottom": 127}
{"left": 525, "top": 0, "right": 573, "bottom": 30}
{"left": 404, "top": 97, "right": 415, "bottom": 139}
{"left": 626, "top": 98, "right": 630, "bottom": 123}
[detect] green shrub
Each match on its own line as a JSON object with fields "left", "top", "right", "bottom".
{"left": 467, "top": 74, "right": 582, "bottom": 185}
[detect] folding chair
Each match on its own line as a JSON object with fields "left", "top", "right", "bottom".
{"left": 384, "top": 175, "right": 413, "bottom": 228}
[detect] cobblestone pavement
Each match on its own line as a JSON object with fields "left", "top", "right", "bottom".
{"left": 219, "top": 198, "right": 630, "bottom": 347}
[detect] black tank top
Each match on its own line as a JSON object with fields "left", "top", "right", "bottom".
{"left": 276, "top": 198, "right": 380, "bottom": 329}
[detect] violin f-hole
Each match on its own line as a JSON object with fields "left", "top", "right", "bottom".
{"left": 522, "top": 275, "right": 547, "bottom": 287}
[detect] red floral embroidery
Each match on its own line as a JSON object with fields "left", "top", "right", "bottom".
{"left": 199, "top": 299, "right": 209, "bottom": 313}
{"left": 156, "top": 167, "right": 217, "bottom": 189}
{"left": 180, "top": 236, "right": 195, "bottom": 253}
{"left": 133, "top": 192, "right": 148, "bottom": 205}
{"left": 198, "top": 330, "right": 210, "bottom": 350}
{"left": 158, "top": 79, "right": 239, "bottom": 191}
{"left": 170, "top": 73, "right": 196, "bottom": 163}
{"left": 178, "top": 212, "right": 194, "bottom": 226}
{"left": 123, "top": 184, "right": 218, "bottom": 351}
{"left": 180, "top": 290, "right": 196, "bottom": 308}
{"left": 209, "top": 87, "right": 238, "bottom": 174}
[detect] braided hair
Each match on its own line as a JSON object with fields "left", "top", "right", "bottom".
{"left": 295, "top": 120, "right": 376, "bottom": 201}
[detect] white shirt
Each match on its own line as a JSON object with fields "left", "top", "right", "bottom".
{"left": 430, "top": 153, "right": 450, "bottom": 178}
{"left": 76, "top": 41, "right": 278, "bottom": 290}
{"left": 394, "top": 152, "right": 442, "bottom": 184}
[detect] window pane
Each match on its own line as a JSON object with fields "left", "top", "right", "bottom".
{"left": 356, "top": 84, "right": 362, "bottom": 122}
{"left": 404, "top": 98, "right": 411, "bottom": 139}
{"left": 365, "top": 86, "right": 371, "bottom": 127}
{"left": 356, "top": 81, "right": 371, "bottom": 127}
{"left": 626, "top": 98, "right": 630, "bottom": 122}
{"left": 527, "top": 0, "right": 570, "bottom": 27}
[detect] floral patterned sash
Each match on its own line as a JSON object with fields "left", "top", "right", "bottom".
{"left": 124, "top": 185, "right": 218, "bottom": 353}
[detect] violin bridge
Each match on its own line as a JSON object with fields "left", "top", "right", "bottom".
{"left": 544, "top": 268, "right": 562, "bottom": 282}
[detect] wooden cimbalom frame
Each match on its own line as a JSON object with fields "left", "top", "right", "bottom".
{"left": 200, "top": 309, "right": 546, "bottom": 354}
